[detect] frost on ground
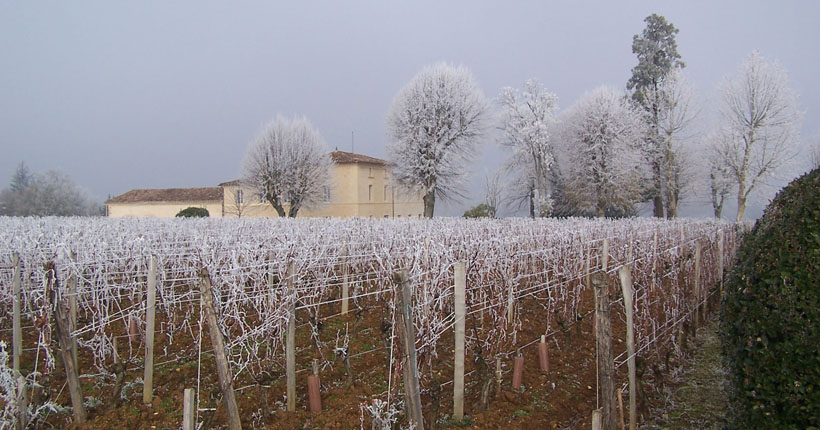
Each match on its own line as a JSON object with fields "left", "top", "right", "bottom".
{"left": 643, "top": 318, "right": 728, "bottom": 430}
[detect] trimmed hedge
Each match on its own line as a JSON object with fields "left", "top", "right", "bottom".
{"left": 175, "top": 207, "right": 210, "bottom": 218}
{"left": 720, "top": 168, "right": 820, "bottom": 429}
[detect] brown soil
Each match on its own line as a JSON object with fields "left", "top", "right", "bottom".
{"left": 3, "top": 275, "right": 717, "bottom": 429}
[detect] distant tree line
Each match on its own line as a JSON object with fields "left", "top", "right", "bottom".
{"left": 0, "top": 162, "right": 101, "bottom": 216}
{"left": 240, "top": 14, "right": 804, "bottom": 221}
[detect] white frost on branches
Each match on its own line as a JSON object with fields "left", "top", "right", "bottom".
{"left": 386, "top": 63, "right": 488, "bottom": 217}
{"left": 557, "top": 87, "right": 647, "bottom": 217}
{"left": 712, "top": 51, "right": 802, "bottom": 221}
{"left": 497, "top": 80, "right": 559, "bottom": 217}
{"left": 243, "top": 115, "right": 334, "bottom": 218}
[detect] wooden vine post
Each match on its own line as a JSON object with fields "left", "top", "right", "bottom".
{"left": 183, "top": 388, "right": 195, "bottom": 430}
{"left": 393, "top": 270, "right": 424, "bottom": 430}
{"left": 453, "top": 261, "right": 466, "bottom": 421}
{"left": 199, "top": 268, "right": 242, "bottom": 430}
{"left": 341, "top": 247, "right": 350, "bottom": 315}
{"left": 143, "top": 255, "right": 157, "bottom": 405}
{"left": 67, "top": 251, "right": 79, "bottom": 371}
{"left": 694, "top": 239, "right": 702, "bottom": 323}
{"left": 45, "top": 261, "right": 86, "bottom": 424}
{"left": 718, "top": 229, "right": 725, "bottom": 294}
{"left": 286, "top": 262, "right": 297, "bottom": 412}
{"left": 591, "top": 270, "right": 616, "bottom": 430}
{"left": 618, "top": 265, "right": 637, "bottom": 430}
{"left": 16, "top": 375, "right": 28, "bottom": 430}
{"left": 12, "top": 253, "right": 22, "bottom": 375}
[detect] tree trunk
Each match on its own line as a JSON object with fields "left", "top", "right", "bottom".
{"left": 423, "top": 189, "right": 435, "bottom": 218}
{"left": 666, "top": 191, "right": 678, "bottom": 219}
{"left": 652, "top": 195, "right": 664, "bottom": 218}
{"left": 735, "top": 189, "right": 746, "bottom": 222}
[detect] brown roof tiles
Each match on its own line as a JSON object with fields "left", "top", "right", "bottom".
{"left": 106, "top": 187, "right": 223, "bottom": 204}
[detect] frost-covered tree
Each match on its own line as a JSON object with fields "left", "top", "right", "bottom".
{"left": 386, "top": 63, "right": 488, "bottom": 218}
{"left": 713, "top": 52, "right": 802, "bottom": 221}
{"left": 657, "top": 70, "right": 698, "bottom": 218}
{"left": 497, "top": 80, "right": 559, "bottom": 216}
{"left": 627, "top": 13, "right": 685, "bottom": 218}
{"left": 0, "top": 163, "right": 99, "bottom": 216}
{"left": 557, "top": 87, "right": 646, "bottom": 217}
{"left": 242, "top": 115, "right": 334, "bottom": 218}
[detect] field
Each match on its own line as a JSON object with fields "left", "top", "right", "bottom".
{"left": 0, "top": 216, "right": 741, "bottom": 429}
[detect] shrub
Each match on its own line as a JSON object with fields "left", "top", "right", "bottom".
{"left": 463, "top": 203, "right": 495, "bottom": 218}
{"left": 720, "top": 168, "right": 820, "bottom": 429}
{"left": 175, "top": 207, "right": 209, "bottom": 218}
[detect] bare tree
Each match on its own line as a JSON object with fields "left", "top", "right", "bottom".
{"left": 497, "top": 79, "right": 559, "bottom": 216}
{"left": 657, "top": 70, "right": 698, "bottom": 218}
{"left": 713, "top": 51, "right": 802, "bottom": 221}
{"left": 483, "top": 170, "right": 505, "bottom": 218}
{"left": 386, "top": 63, "right": 488, "bottom": 218}
{"left": 705, "top": 137, "right": 733, "bottom": 218}
{"left": 242, "top": 115, "right": 334, "bottom": 218}
{"left": 556, "top": 87, "right": 647, "bottom": 217}
{"left": 223, "top": 186, "right": 255, "bottom": 218}
{"left": 810, "top": 136, "right": 820, "bottom": 170}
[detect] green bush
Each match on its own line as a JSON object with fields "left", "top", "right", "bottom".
{"left": 720, "top": 168, "right": 820, "bottom": 429}
{"left": 175, "top": 207, "right": 209, "bottom": 218}
{"left": 463, "top": 203, "right": 495, "bottom": 218}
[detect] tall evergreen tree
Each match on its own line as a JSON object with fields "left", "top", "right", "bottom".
{"left": 627, "top": 14, "right": 684, "bottom": 217}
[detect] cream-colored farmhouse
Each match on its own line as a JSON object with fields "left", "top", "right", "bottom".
{"left": 106, "top": 151, "right": 425, "bottom": 218}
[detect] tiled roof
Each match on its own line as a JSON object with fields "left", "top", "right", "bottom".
{"left": 330, "top": 151, "right": 386, "bottom": 165}
{"left": 218, "top": 180, "right": 242, "bottom": 187}
{"left": 106, "top": 187, "right": 223, "bottom": 204}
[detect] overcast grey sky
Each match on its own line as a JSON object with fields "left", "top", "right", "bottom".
{"left": 2, "top": 1, "right": 818, "bottom": 218}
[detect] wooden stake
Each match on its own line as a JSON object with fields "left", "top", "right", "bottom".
{"left": 286, "top": 262, "right": 296, "bottom": 412}
{"left": 453, "top": 261, "right": 466, "bottom": 421}
{"left": 694, "top": 239, "right": 702, "bottom": 326}
{"left": 67, "top": 252, "right": 79, "bottom": 372}
{"left": 495, "top": 357, "right": 502, "bottom": 395}
{"left": 618, "top": 266, "right": 636, "bottom": 430}
{"left": 393, "top": 270, "right": 424, "bottom": 430}
{"left": 12, "top": 253, "right": 22, "bottom": 375}
{"left": 183, "top": 388, "right": 195, "bottom": 430}
{"left": 651, "top": 230, "right": 658, "bottom": 292}
{"left": 143, "top": 255, "right": 157, "bottom": 405}
{"left": 592, "top": 272, "right": 616, "bottom": 430}
{"left": 199, "top": 268, "right": 242, "bottom": 430}
{"left": 45, "top": 261, "right": 86, "bottom": 424}
{"left": 617, "top": 388, "right": 626, "bottom": 430}
{"left": 342, "top": 248, "right": 350, "bottom": 316}
{"left": 718, "top": 230, "right": 725, "bottom": 294}
{"left": 601, "top": 239, "right": 609, "bottom": 272}
{"left": 592, "top": 408, "right": 603, "bottom": 430}
{"left": 506, "top": 279, "right": 515, "bottom": 324}
{"left": 16, "top": 375, "right": 28, "bottom": 430}
{"left": 267, "top": 250, "right": 276, "bottom": 313}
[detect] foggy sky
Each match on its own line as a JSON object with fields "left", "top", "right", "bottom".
{"left": 2, "top": 1, "right": 818, "bottom": 218}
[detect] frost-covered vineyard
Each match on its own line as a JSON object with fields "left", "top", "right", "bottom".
{"left": 0, "top": 216, "right": 741, "bottom": 428}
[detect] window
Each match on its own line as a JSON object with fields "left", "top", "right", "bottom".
{"left": 235, "top": 189, "right": 244, "bottom": 205}
{"left": 323, "top": 186, "right": 331, "bottom": 202}
{"left": 383, "top": 185, "right": 388, "bottom": 201}
{"left": 384, "top": 214, "right": 389, "bottom": 218}
{"left": 368, "top": 184, "right": 372, "bottom": 201}
{"left": 368, "top": 167, "right": 374, "bottom": 178}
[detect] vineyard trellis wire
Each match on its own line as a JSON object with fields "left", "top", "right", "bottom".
{"left": 0, "top": 216, "right": 742, "bottom": 429}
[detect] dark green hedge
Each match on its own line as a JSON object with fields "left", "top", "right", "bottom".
{"left": 720, "top": 168, "right": 820, "bottom": 429}
{"left": 175, "top": 207, "right": 209, "bottom": 218}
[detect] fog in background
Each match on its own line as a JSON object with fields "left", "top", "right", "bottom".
{"left": 2, "top": 1, "right": 818, "bottom": 219}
